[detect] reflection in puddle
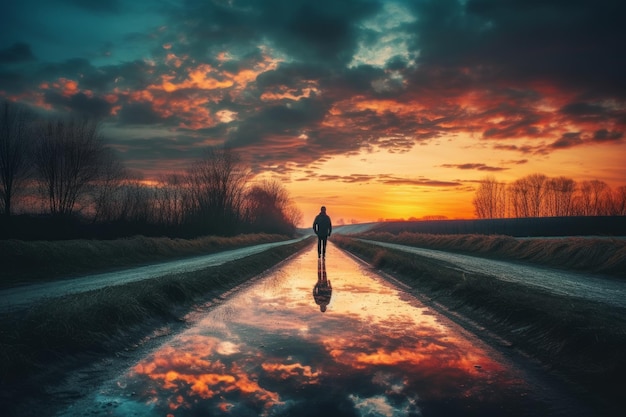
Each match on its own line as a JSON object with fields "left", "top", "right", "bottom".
{"left": 61, "top": 243, "right": 574, "bottom": 416}
{"left": 313, "top": 258, "right": 332, "bottom": 312}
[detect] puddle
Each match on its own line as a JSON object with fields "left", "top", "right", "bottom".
{"left": 58, "top": 243, "right": 586, "bottom": 416}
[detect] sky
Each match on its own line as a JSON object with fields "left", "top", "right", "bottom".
{"left": 1, "top": 0, "right": 625, "bottom": 226}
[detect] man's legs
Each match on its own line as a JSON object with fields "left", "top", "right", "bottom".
{"left": 317, "top": 237, "right": 322, "bottom": 257}
{"left": 321, "top": 237, "right": 327, "bottom": 257}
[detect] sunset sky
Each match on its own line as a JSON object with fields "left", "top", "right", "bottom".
{"left": 1, "top": 0, "right": 625, "bottom": 225}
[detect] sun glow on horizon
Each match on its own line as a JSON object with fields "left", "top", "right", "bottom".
{"left": 283, "top": 128, "right": 626, "bottom": 227}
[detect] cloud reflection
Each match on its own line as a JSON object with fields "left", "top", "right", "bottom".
{"left": 313, "top": 258, "right": 332, "bottom": 312}
{"left": 129, "top": 334, "right": 282, "bottom": 415}
{"left": 108, "top": 244, "right": 537, "bottom": 416}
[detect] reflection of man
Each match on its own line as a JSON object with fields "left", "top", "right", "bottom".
{"left": 313, "top": 258, "right": 332, "bottom": 313}
{"left": 312, "top": 206, "right": 332, "bottom": 258}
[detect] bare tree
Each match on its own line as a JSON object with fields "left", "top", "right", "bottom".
{"left": 286, "top": 204, "right": 303, "bottom": 230}
{"left": 495, "top": 172, "right": 623, "bottom": 219}
{"left": 123, "top": 182, "right": 154, "bottom": 223}
{"left": 152, "top": 174, "right": 187, "bottom": 226}
{"left": 575, "top": 180, "right": 611, "bottom": 216}
{"left": 185, "top": 148, "right": 249, "bottom": 235}
{"left": 508, "top": 177, "right": 531, "bottom": 218}
{"left": 507, "top": 174, "right": 547, "bottom": 218}
{"left": 544, "top": 176, "right": 576, "bottom": 216}
{"left": 244, "top": 183, "right": 284, "bottom": 231}
{"left": 611, "top": 185, "right": 626, "bottom": 215}
{"left": 472, "top": 175, "right": 506, "bottom": 219}
{"left": 526, "top": 173, "right": 547, "bottom": 217}
{"left": 244, "top": 179, "right": 300, "bottom": 234}
{"left": 0, "top": 100, "right": 33, "bottom": 216}
{"left": 91, "top": 148, "right": 127, "bottom": 223}
{"left": 31, "top": 117, "right": 107, "bottom": 216}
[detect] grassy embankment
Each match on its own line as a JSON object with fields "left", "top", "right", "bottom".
{"left": 0, "top": 233, "right": 293, "bottom": 288}
{"left": 355, "top": 231, "right": 626, "bottom": 278}
{"left": 0, "top": 234, "right": 314, "bottom": 399}
{"left": 332, "top": 234, "right": 626, "bottom": 412}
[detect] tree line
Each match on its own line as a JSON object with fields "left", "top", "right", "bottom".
{"left": 473, "top": 173, "right": 626, "bottom": 219}
{"left": 0, "top": 100, "right": 302, "bottom": 239}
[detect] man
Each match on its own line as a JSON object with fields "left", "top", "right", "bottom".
{"left": 313, "top": 206, "right": 332, "bottom": 258}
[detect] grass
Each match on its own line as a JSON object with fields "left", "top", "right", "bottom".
{"left": 354, "top": 231, "right": 626, "bottom": 278}
{"left": 0, "top": 236, "right": 314, "bottom": 403}
{"left": 0, "top": 233, "right": 292, "bottom": 287}
{"left": 332, "top": 235, "right": 626, "bottom": 412}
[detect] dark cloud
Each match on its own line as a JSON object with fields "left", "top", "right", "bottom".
{"left": 227, "top": 98, "right": 329, "bottom": 147}
{"left": 1, "top": 0, "right": 625, "bottom": 178}
{"left": 493, "top": 144, "right": 539, "bottom": 155}
{"left": 0, "top": 71, "right": 23, "bottom": 93}
{"left": 256, "top": 63, "right": 330, "bottom": 90}
{"left": 0, "top": 42, "right": 35, "bottom": 63}
{"left": 308, "top": 173, "right": 461, "bottom": 188}
{"left": 593, "top": 129, "right": 623, "bottom": 142}
{"left": 118, "top": 102, "right": 166, "bottom": 125}
{"left": 280, "top": 4, "right": 357, "bottom": 63}
{"left": 108, "top": 134, "right": 207, "bottom": 175}
{"left": 481, "top": 108, "right": 542, "bottom": 139}
{"left": 43, "top": 91, "right": 112, "bottom": 119}
{"left": 551, "top": 132, "right": 583, "bottom": 149}
{"left": 164, "top": 0, "right": 381, "bottom": 69}
{"left": 560, "top": 102, "right": 608, "bottom": 117}
{"left": 315, "top": 174, "right": 377, "bottom": 183}
{"left": 406, "top": 0, "right": 626, "bottom": 96}
{"left": 440, "top": 163, "right": 508, "bottom": 172}
{"left": 108, "top": 60, "right": 161, "bottom": 90}
{"left": 0, "top": 58, "right": 99, "bottom": 94}
{"left": 378, "top": 175, "right": 461, "bottom": 187}
{"left": 548, "top": 128, "right": 624, "bottom": 148}
{"left": 502, "top": 159, "right": 528, "bottom": 165}
{"left": 252, "top": 0, "right": 382, "bottom": 67}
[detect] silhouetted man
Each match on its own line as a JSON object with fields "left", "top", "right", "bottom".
{"left": 313, "top": 206, "right": 332, "bottom": 258}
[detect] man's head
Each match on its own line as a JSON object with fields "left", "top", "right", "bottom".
{"left": 321, "top": 206, "right": 326, "bottom": 213}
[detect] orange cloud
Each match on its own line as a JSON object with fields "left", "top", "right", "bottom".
{"left": 58, "top": 78, "right": 79, "bottom": 97}
{"left": 160, "top": 65, "right": 234, "bottom": 93}
{"left": 261, "top": 362, "right": 321, "bottom": 383}
{"left": 128, "top": 89, "right": 154, "bottom": 102}
{"left": 261, "top": 86, "right": 320, "bottom": 102}
{"left": 165, "top": 52, "right": 184, "bottom": 68}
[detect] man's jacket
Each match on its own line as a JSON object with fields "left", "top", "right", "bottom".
{"left": 313, "top": 213, "right": 332, "bottom": 237}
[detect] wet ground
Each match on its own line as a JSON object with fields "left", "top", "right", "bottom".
{"left": 56, "top": 242, "right": 593, "bottom": 417}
